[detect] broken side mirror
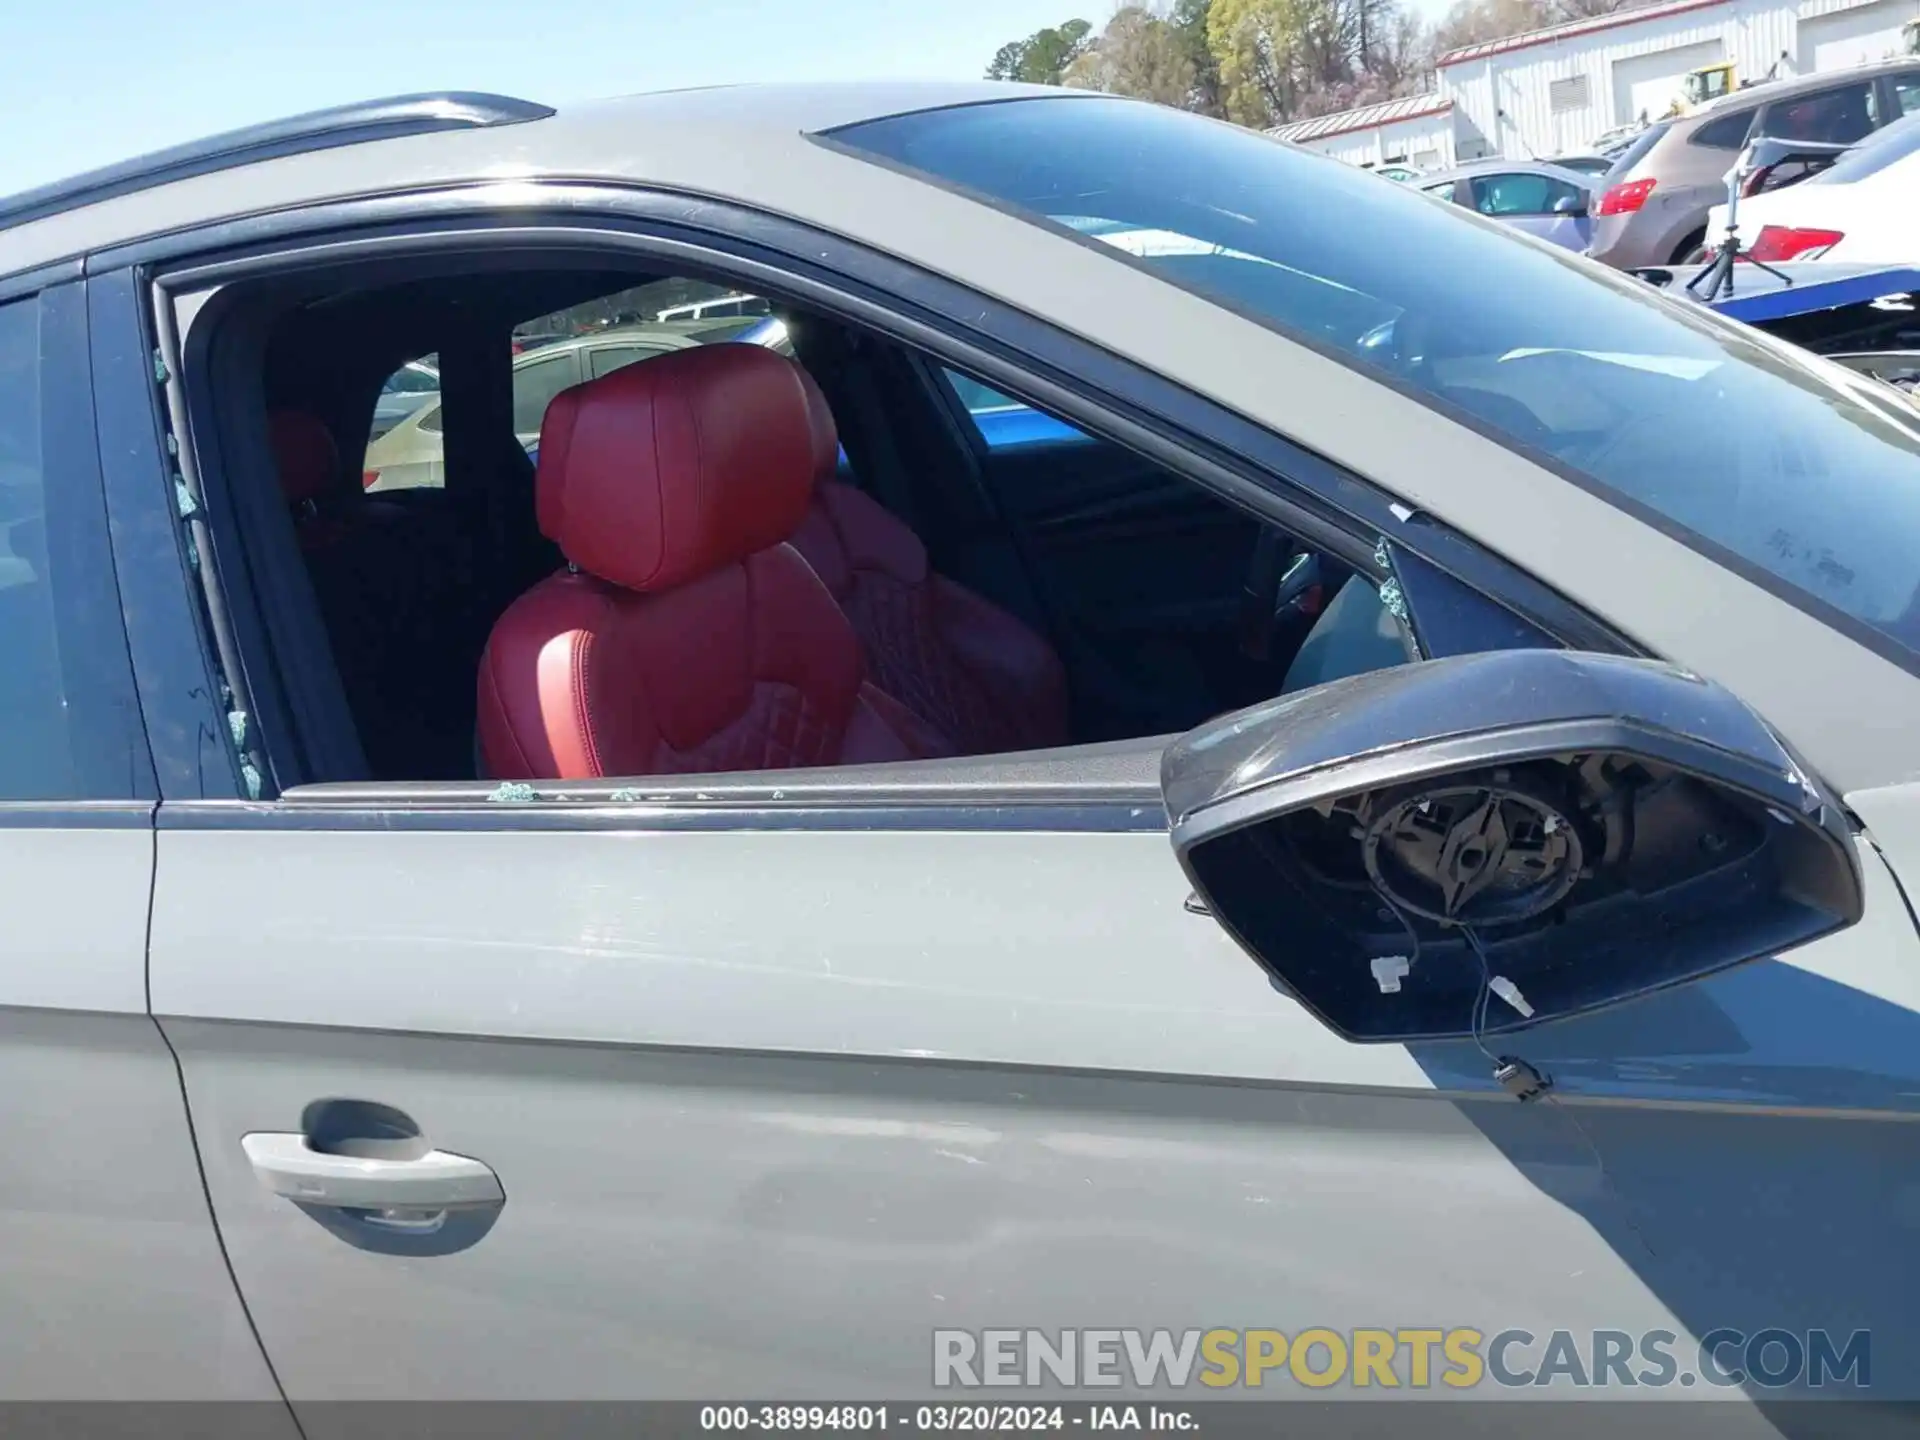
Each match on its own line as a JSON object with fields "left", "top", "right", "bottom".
{"left": 1162, "top": 651, "right": 1862, "bottom": 1045}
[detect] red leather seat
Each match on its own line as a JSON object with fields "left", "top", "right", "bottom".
{"left": 476, "top": 346, "right": 953, "bottom": 782}
{"left": 785, "top": 376, "right": 1069, "bottom": 756}
{"left": 269, "top": 410, "right": 356, "bottom": 548}
{"left": 268, "top": 409, "right": 416, "bottom": 546}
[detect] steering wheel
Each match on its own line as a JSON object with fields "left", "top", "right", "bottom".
{"left": 1238, "top": 530, "right": 1326, "bottom": 663}
{"left": 1356, "top": 311, "right": 1435, "bottom": 383}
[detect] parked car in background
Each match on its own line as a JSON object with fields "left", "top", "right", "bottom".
{"left": 1417, "top": 159, "right": 1596, "bottom": 250}
{"left": 1705, "top": 109, "right": 1920, "bottom": 264}
{"left": 654, "top": 291, "right": 772, "bottom": 322}
{"left": 368, "top": 357, "right": 438, "bottom": 439}
{"left": 1588, "top": 57, "right": 1920, "bottom": 269}
{"left": 1546, "top": 153, "right": 1613, "bottom": 177}
{"left": 1372, "top": 164, "right": 1420, "bottom": 181}
{"left": 362, "top": 321, "right": 771, "bottom": 490}
{"left": 1636, "top": 257, "right": 1920, "bottom": 366}
{"left": 1591, "top": 120, "right": 1649, "bottom": 156}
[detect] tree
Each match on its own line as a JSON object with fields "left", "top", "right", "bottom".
{"left": 1429, "top": 0, "right": 1654, "bottom": 65}
{"left": 1014, "top": 0, "right": 1432, "bottom": 127}
{"left": 1540, "top": 0, "right": 1642, "bottom": 18}
{"left": 984, "top": 19, "right": 1096, "bottom": 84}
{"left": 1206, "top": 0, "right": 1299, "bottom": 125}
{"left": 1207, "top": 0, "right": 1367, "bottom": 126}
{"left": 1430, "top": 0, "right": 1546, "bottom": 55}
{"left": 1064, "top": 6, "right": 1199, "bottom": 107}
{"left": 1171, "top": 0, "right": 1229, "bottom": 116}
{"left": 1366, "top": 5, "right": 1430, "bottom": 89}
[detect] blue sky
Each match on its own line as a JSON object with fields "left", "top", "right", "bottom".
{"left": 0, "top": 0, "right": 1112, "bottom": 195}
{"left": 4, "top": 0, "right": 1464, "bottom": 198}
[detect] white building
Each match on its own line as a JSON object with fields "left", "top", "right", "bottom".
{"left": 1273, "top": 0, "right": 1920, "bottom": 169}
{"left": 1266, "top": 93, "right": 1463, "bottom": 170}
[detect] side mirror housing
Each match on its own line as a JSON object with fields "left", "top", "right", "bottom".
{"left": 1163, "top": 651, "right": 1862, "bottom": 1045}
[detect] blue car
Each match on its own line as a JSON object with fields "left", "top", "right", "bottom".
{"left": 530, "top": 317, "right": 1088, "bottom": 469}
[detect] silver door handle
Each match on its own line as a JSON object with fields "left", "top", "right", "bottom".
{"left": 241, "top": 1132, "right": 503, "bottom": 1210}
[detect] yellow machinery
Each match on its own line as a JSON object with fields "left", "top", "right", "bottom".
{"left": 1683, "top": 62, "right": 1738, "bottom": 108}
{"left": 1665, "top": 62, "right": 1738, "bottom": 117}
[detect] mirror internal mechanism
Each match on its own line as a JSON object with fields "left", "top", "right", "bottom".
{"left": 1360, "top": 771, "right": 1584, "bottom": 926}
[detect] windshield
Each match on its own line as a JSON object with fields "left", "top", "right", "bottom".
{"left": 1808, "top": 108, "right": 1920, "bottom": 185}
{"left": 829, "top": 96, "right": 1920, "bottom": 663}
{"left": 1601, "top": 121, "right": 1672, "bottom": 182}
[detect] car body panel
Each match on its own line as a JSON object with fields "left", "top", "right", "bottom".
{"left": 1546, "top": 154, "right": 1614, "bottom": 178}
{"left": 1418, "top": 161, "right": 1597, "bottom": 252}
{"left": 152, "top": 819, "right": 1920, "bottom": 1404}
{"left": 972, "top": 401, "right": 1086, "bottom": 449}
{"left": 1690, "top": 262, "right": 1920, "bottom": 326}
{"left": 1846, "top": 780, "right": 1920, "bottom": 909}
{"left": 0, "top": 821, "right": 291, "bottom": 1408}
{"left": 1508, "top": 210, "right": 1592, "bottom": 251}
{"left": 20, "top": 104, "right": 1909, "bottom": 790}
{"left": 19, "top": 89, "right": 1920, "bottom": 1415}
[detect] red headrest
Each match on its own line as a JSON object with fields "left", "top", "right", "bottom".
{"left": 794, "top": 364, "right": 840, "bottom": 488}
{"left": 268, "top": 411, "right": 340, "bottom": 506}
{"left": 535, "top": 345, "right": 822, "bottom": 593}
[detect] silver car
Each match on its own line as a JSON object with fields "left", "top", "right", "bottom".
{"left": 0, "top": 84, "right": 1919, "bottom": 1431}
{"left": 1416, "top": 160, "right": 1598, "bottom": 252}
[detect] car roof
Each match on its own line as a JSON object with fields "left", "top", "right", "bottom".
{"left": 1418, "top": 158, "right": 1597, "bottom": 188}
{"left": 1624, "top": 65, "right": 1913, "bottom": 179}
{"left": 1693, "top": 57, "right": 1917, "bottom": 117}
{"left": 0, "top": 81, "right": 1082, "bottom": 280}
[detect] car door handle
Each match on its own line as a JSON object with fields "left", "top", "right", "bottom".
{"left": 241, "top": 1132, "right": 504, "bottom": 1211}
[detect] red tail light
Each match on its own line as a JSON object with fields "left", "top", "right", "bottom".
{"left": 1596, "top": 178, "right": 1656, "bottom": 216}
{"left": 362, "top": 470, "right": 380, "bottom": 490}
{"left": 1748, "top": 225, "right": 1845, "bottom": 261}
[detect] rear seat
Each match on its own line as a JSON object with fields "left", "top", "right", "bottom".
{"left": 269, "top": 411, "right": 481, "bottom": 778}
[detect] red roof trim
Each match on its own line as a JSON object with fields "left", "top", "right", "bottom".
{"left": 1286, "top": 100, "right": 1454, "bottom": 142}
{"left": 1438, "top": 0, "right": 1730, "bottom": 67}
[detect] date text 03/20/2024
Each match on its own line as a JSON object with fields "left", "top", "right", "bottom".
{"left": 700, "top": 1405, "right": 1192, "bottom": 1431}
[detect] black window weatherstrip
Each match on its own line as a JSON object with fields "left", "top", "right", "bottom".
{"left": 809, "top": 120, "right": 1920, "bottom": 681}
{"left": 123, "top": 184, "right": 1627, "bottom": 664}
{"left": 37, "top": 279, "right": 161, "bottom": 802}
{"left": 88, "top": 267, "right": 240, "bottom": 802}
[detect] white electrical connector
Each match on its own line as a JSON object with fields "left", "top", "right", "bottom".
{"left": 1370, "top": 955, "right": 1413, "bottom": 995}
{"left": 1489, "top": 975, "right": 1535, "bottom": 1018}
